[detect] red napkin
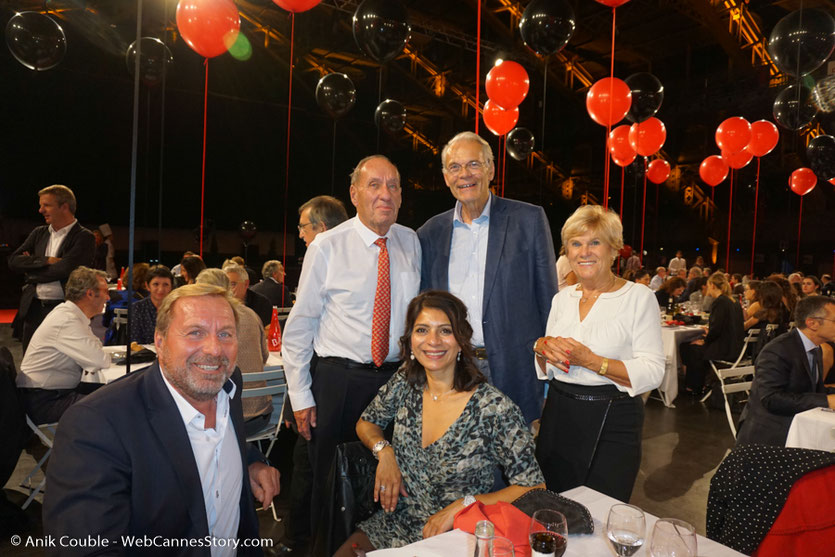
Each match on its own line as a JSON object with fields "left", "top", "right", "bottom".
{"left": 454, "top": 501, "right": 533, "bottom": 557}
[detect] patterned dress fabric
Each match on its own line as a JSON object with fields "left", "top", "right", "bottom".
{"left": 357, "top": 371, "right": 544, "bottom": 548}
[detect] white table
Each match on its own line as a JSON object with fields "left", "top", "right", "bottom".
{"left": 786, "top": 407, "right": 835, "bottom": 452}
{"left": 83, "top": 346, "right": 283, "bottom": 384}
{"left": 657, "top": 325, "right": 704, "bottom": 407}
{"left": 368, "top": 486, "right": 744, "bottom": 556}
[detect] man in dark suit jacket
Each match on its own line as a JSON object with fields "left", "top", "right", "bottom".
{"left": 8, "top": 185, "right": 95, "bottom": 352}
{"left": 251, "top": 260, "right": 294, "bottom": 309}
{"left": 737, "top": 296, "right": 835, "bottom": 446}
{"left": 44, "top": 285, "right": 280, "bottom": 555}
{"left": 417, "top": 132, "right": 557, "bottom": 423}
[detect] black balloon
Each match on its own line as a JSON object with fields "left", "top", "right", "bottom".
{"left": 375, "top": 99, "right": 407, "bottom": 132}
{"left": 807, "top": 135, "right": 835, "bottom": 181}
{"left": 773, "top": 84, "right": 817, "bottom": 130}
{"left": 506, "top": 128, "right": 535, "bottom": 160}
{"left": 239, "top": 221, "right": 257, "bottom": 241}
{"left": 315, "top": 73, "right": 357, "bottom": 118}
{"left": 352, "top": 0, "right": 410, "bottom": 64}
{"left": 126, "top": 37, "right": 173, "bottom": 87}
{"left": 767, "top": 9, "right": 835, "bottom": 77}
{"left": 519, "top": 0, "right": 575, "bottom": 57}
{"left": 625, "top": 73, "right": 664, "bottom": 123}
{"left": 5, "top": 12, "right": 66, "bottom": 71}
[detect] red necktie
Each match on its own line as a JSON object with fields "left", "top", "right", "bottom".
{"left": 371, "top": 238, "right": 390, "bottom": 367}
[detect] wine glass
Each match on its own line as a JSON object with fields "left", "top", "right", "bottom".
{"left": 489, "top": 536, "right": 515, "bottom": 557}
{"left": 529, "top": 509, "right": 568, "bottom": 557}
{"left": 649, "top": 518, "right": 697, "bottom": 557}
{"left": 606, "top": 503, "right": 646, "bottom": 556}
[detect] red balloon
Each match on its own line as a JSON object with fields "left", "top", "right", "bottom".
{"left": 586, "top": 77, "right": 631, "bottom": 126}
{"left": 789, "top": 167, "right": 817, "bottom": 195}
{"left": 176, "top": 0, "right": 240, "bottom": 58}
{"left": 272, "top": 0, "right": 321, "bottom": 12}
{"left": 721, "top": 149, "right": 753, "bottom": 170}
{"left": 611, "top": 151, "right": 637, "bottom": 167}
{"left": 485, "top": 60, "right": 530, "bottom": 110}
{"left": 628, "top": 117, "right": 666, "bottom": 156}
{"left": 608, "top": 125, "right": 635, "bottom": 161}
{"left": 700, "top": 155, "right": 729, "bottom": 187}
{"left": 646, "top": 159, "right": 671, "bottom": 184}
{"left": 746, "top": 120, "right": 780, "bottom": 157}
{"left": 482, "top": 99, "right": 519, "bottom": 136}
{"left": 595, "top": 0, "right": 631, "bottom": 6}
{"left": 830, "top": 178, "right": 835, "bottom": 186}
{"left": 715, "top": 117, "right": 752, "bottom": 154}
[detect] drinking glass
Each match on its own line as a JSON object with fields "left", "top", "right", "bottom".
{"left": 489, "top": 536, "right": 515, "bottom": 557}
{"left": 649, "top": 518, "right": 697, "bottom": 557}
{"left": 606, "top": 503, "right": 646, "bottom": 556}
{"left": 529, "top": 509, "right": 568, "bottom": 557}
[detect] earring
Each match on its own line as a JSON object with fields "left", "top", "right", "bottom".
{"left": 457, "top": 351, "right": 461, "bottom": 361}
{"left": 410, "top": 352, "right": 415, "bottom": 361}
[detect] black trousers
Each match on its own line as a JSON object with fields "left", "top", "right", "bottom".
{"left": 307, "top": 357, "right": 396, "bottom": 535}
{"left": 536, "top": 381, "right": 644, "bottom": 503}
{"left": 21, "top": 299, "right": 62, "bottom": 354}
{"left": 679, "top": 342, "right": 708, "bottom": 392}
{"left": 19, "top": 387, "right": 87, "bottom": 425}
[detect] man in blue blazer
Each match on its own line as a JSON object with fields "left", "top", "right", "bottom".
{"left": 417, "top": 132, "right": 557, "bottom": 423}
{"left": 44, "top": 285, "right": 280, "bottom": 555}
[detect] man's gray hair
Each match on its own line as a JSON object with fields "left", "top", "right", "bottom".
{"left": 298, "top": 195, "right": 349, "bottom": 230}
{"left": 796, "top": 295, "right": 835, "bottom": 328}
{"left": 441, "top": 131, "right": 494, "bottom": 168}
{"left": 222, "top": 260, "right": 249, "bottom": 282}
{"left": 39, "top": 184, "right": 77, "bottom": 214}
{"left": 349, "top": 155, "right": 399, "bottom": 186}
{"left": 261, "top": 260, "right": 283, "bottom": 280}
{"left": 65, "top": 266, "right": 108, "bottom": 302}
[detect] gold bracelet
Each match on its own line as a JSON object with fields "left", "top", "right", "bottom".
{"left": 598, "top": 357, "right": 609, "bottom": 376}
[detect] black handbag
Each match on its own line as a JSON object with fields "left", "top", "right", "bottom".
{"left": 511, "top": 488, "right": 595, "bottom": 535}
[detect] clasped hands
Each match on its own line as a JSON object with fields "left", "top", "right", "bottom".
{"left": 536, "top": 336, "right": 597, "bottom": 373}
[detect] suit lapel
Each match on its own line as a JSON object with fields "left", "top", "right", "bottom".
{"left": 56, "top": 223, "right": 79, "bottom": 257}
{"left": 143, "top": 363, "right": 211, "bottom": 533}
{"left": 483, "top": 196, "right": 508, "bottom": 311}
{"left": 35, "top": 227, "right": 50, "bottom": 257}
{"left": 792, "top": 330, "right": 816, "bottom": 387}
{"left": 435, "top": 214, "right": 454, "bottom": 290}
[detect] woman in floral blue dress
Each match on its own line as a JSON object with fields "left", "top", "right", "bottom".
{"left": 335, "top": 291, "right": 545, "bottom": 555}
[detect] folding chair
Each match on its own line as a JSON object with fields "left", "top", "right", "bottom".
{"left": 20, "top": 416, "right": 57, "bottom": 509}
{"left": 243, "top": 366, "right": 287, "bottom": 521}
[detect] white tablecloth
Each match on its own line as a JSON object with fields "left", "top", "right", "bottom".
{"left": 786, "top": 407, "right": 835, "bottom": 452}
{"left": 82, "top": 345, "right": 283, "bottom": 384}
{"left": 368, "top": 486, "right": 744, "bottom": 556}
{"left": 657, "top": 325, "right": 704, "bottom": 407}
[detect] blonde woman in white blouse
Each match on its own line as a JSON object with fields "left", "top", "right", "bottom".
{"left": 533, "top": 205, "right": 664, "bottom": 502}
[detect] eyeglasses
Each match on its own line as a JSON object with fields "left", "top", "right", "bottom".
{"left": 815, "top": 317, "right": 835, "bottom": 323}
{"left": 443, "top": 160, "right": 487, "bottom": 176}
{"left": 297, "top": 222, "right": 314, "bottom": 232}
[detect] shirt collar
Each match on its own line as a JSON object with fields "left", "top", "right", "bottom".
{"left": 159, "top": 367, "right": 237, "bottom": 427}
{"left": 49, "top": 219, "right": 77, "bottom": 236}
{"left": 796, "top": 328, "right": 818, "bottom": 353}
{"left": 453, "top": 193, "right": 492, "bottom": 226}
{"left": 66, "top": 300, "right": 91, "bottom": 323}
{"left": 353, "top": 216, "right": 391, "bottom": 247}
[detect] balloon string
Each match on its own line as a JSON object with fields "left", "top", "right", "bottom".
{"left": 726, "top": 169, "right": 734, "bottom": 272}
{"left": 640, "top": 159, "right": 647, "bottom": 265}
{"left": 501, "top": 135, "right": 507, "bottom": 197}
{"left": 475, "top": 0, "right": 482, "bottom": 134}
{"left": 157, "top": 0, "right": 169, "bottom": 263}
{"left": 603, "top": 7, "right": 617, "bottom": 208}
{"left": 200, "top": 58, "right": 209, "bottom": 258}
{"left": 796, "top": 195, "right": 803, "bottom": 268}
{"left": 541, "top": 59, "right": 548, "bottom": 153}
{"left": 619, "top": 165, "right": 625, "bottom": 220}
{"left": 751, "top": 157, "right": 760, "bottom": 276}
{"left": 282, "top": 12, "right": 295, "bottom": 306}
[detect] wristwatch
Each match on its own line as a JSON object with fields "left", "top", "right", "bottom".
{"left": 371, "top": 439, "right": 391, "bottom": 460}
{"left": 463, "top": 495, "right": 477, "bottom": 507}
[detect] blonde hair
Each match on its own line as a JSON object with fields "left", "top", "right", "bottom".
{"left": 561, "top": 205, "right": 624, "bottom": 261}
{"left": 155, "top": 283, "right": 240, "bottom": 337}
{"left": 707, "top": 272, "right": 732, "bottom": 298}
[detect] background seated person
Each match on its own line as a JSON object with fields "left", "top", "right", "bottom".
{"left": 177, "top": 254, "right": 205, "bottom": 287}
{"left": 736, "top": 296, "right": 835, "bottom": 446}
{"left": 129, "top": 265, "right": 174, "bottom": 344}
{"left": 633, "top": 268, "right": 651, "bottom": 287}
{"left": 252, "top": 259, "right": 294, "bottom": 309}
{"left": 16, "top": 266, "right": 110, "bottom": 424}
{"left": 744, "top": 280, "right": 789, "bottom": 333}
{"left": 655, "top": 277, "right": 686, "bottom": 309}
{"left": 223, "top": 262, "right": 272, "bottom": 327}
{"left": 336, "top": 291, "right": 544, "bottom": 554}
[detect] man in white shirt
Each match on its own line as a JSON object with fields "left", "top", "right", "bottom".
{"left": 44, "top": 284, "right": 280, "bottom": 556}
{"left": 16, "top": 266, "right": 110, "bottom": 424}
{"left": 282, "top": 155, "right": 421, "bottom": 534}
{"left": 668, "top": 250, "right": 687, "bottom": 275}
{"left": 8, "top": 185, "right": 95, "bottom": 353}
{"left": 649, "top": 266, "right": 667, "bottom": 291}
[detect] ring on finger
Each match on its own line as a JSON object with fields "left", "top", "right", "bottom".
{"left": 379, "top": 485, "right": 386, "bottom": 492}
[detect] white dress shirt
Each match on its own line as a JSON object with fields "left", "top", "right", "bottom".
{"left": 17, "top": 301, "right": 110, "bottom": 390}
{"left": 668, "top": 256, "right": 687, "bottom": 274}
{"left": 448, "top": 195, "right": 491, "bottom": 347}
{"left": 282, "top": 217, "right": 421, "bottom": 410}
{"left": 160, "top": 372, "right": 242, "bottom": 557}
{"left": 535, "top": 281, "right": 665, "bottom": 396}
{"left": 36, "top": 219, "right": 77, "bottom": 300}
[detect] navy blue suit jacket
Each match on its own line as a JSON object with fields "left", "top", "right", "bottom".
{"left": 417, "top": 195, "right": 557, "bottom": 422}
{"left": 44, "top": 362, "right": 264, "bottom": 556}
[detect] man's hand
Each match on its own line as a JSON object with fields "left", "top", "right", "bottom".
{"left": 248, "top": 461, "right": 280, "bottom": 509}
{"left": 294, "top": 406, "right": 317, "bottom": 441}
{"left": 47, "top": 256, "right": 61, "bottom": 264}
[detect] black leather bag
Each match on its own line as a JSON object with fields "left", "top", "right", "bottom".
{"left": 511, "top": 488, "right": 595, "bottom": 535}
